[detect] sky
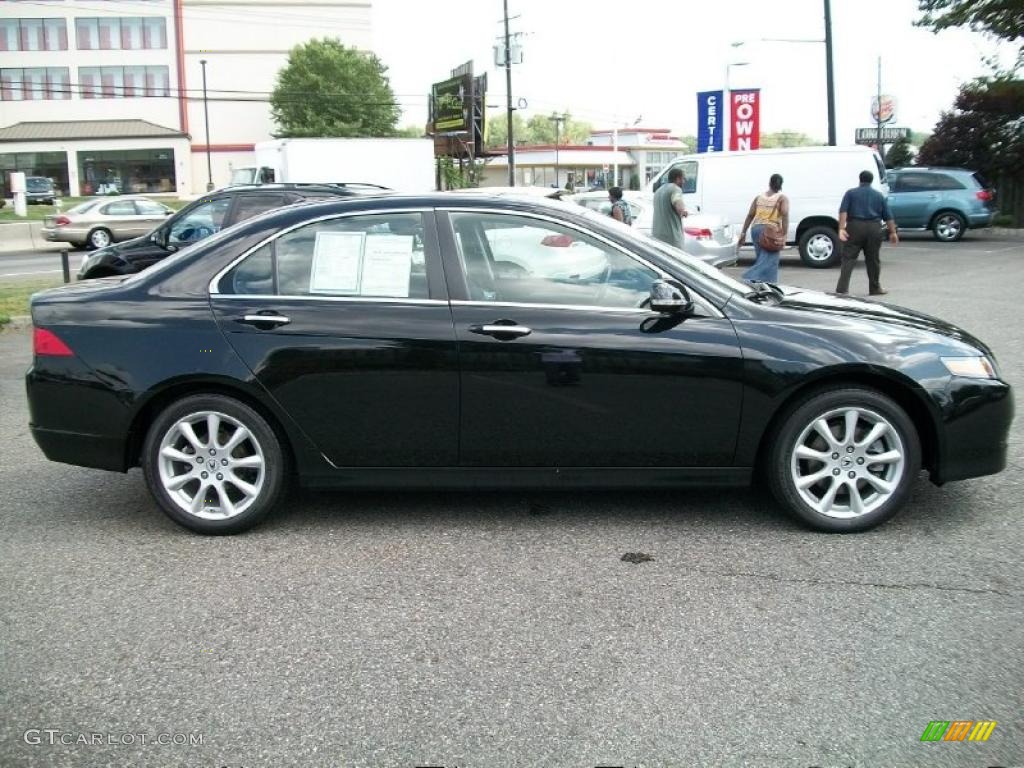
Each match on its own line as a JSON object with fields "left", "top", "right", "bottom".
{"left": 371, "top": 0, "right": 1018, "bottom": 143}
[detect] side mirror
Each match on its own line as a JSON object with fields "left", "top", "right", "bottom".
{"left": 649, "top": 279, "right": 693, "bottom": 315}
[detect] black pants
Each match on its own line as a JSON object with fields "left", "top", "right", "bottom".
{"left": 835, "top": 219, "right": 883, "bottom": 293}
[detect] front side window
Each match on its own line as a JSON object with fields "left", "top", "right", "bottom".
{"left": 450, "top": 212, "right": 658, "bottom": 309}
{"left": 219, "top": 213, "right": 430, "bottom": 300}
{"left": 230, "top": 194, "right": 289, "bottom": 225}
{"left": 168, "top": 199, "right": 231, "bottom": 246}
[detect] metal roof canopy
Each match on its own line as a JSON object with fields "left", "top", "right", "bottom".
{"left": 0, "top": 120, "right": 188, "bottom": 143}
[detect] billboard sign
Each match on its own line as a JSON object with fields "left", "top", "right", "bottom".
{"left": 431, "top": 74, "right": 471, "bottom": 133}
{"left": 729, "top": 89, "right": 760, "bottom": 151}
{"left": 855, "top": 126, "right": 910, "bottom": 145}
{"left": 696, "top": 90, "right": 724, "bottom": 153}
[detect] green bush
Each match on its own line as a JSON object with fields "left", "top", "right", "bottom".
{"left": 993, "top": 213, "right": 1015, "bottom": 227}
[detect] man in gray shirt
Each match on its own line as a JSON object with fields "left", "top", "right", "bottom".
{"left": 651, "top": 166, "right": 689, "bottom": 249}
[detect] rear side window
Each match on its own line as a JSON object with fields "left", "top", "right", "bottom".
{"left": 101, "top": 200, "right": 137, "bottom": 216}
{"left": 971, "top": 172, "right": 990, "bottom": 189}
{"left": 219, "top": 212, "right": 429, "bottom": 299}
{"left": 930, "top": 174, "right": 966, "bottom": 190}
{"left": 230, "top": 194, "right": 288, "bottom": 225}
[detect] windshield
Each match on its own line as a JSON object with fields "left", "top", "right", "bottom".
{"left": 27, "top": 177, "right": 52, "bottom": 191}
{"left": 572, "top": 204, "right": 752, "bottom": 296}
{"left": 229, "top": 168, "right": 256, "bottom": 185}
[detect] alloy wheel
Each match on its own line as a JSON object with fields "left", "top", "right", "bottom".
{"left": 90, "top": 229, "right": 111, "bottom": 248}
{"left": 157, "top": 410, "right": 266, "bottom": 520}
{"left": 934, "top": 214, "right": 963, "bottom": 241}
{"left": 790, "top": 406, "right": 906, "bottom": 519}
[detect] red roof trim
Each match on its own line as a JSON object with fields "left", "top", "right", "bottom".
{"left": 191, "top": 143, "right": 255, "bottom": 152}
{"left": 590, "top": 127, "right": 673, "bottom": 135}
{"left": 510, "top": 144, "right": 632, "bottom": 152}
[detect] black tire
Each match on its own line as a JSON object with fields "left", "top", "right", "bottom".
{"left": 767, "top": 387, "right": 921, "bottom": 532}
{"left": 87, "top": 228, "right": 113, "bottom": 250}
{"left": 142, "top": 394, "right": 286, "bottom": 534}
{"left": 798, "top": 225, "right": 840, "bottom": 268}
{"left": 931, "top": 211, "right": 966, "bottom": 242}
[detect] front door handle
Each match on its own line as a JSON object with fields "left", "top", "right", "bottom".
{"left": 237, "top": 313, "right": 291, "bottom": 328}
{"left": 469, "top": 323, "right": 532, "bottom": 339}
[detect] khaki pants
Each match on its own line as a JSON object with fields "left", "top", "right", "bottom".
{"left": 835, "top": 219, "right": 883, "bottom": 294}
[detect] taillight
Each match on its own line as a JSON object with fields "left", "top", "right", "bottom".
{"left": 684, "top": 227, "right": 713, "bottom": 240}
{"left": 33, "top": 328, "right": 74, "bottom": 357}
{"left": 53, "top": 215, "right": 71, "bottom": 226}
{"left": 976, "top": 189, "right": 993, "bottom": 202}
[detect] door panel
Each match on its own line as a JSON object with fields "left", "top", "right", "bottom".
{"left": 210, "top": 210, "right": 459, "bottom": 467}
{"left": 451, "top": 303, "right": 744, "bottom": 466}
{"left": 440, "top": 209, "right": 744, "bottom": 468}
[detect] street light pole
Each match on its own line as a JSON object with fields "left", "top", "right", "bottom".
{"left": 502, "top": 0, "right": 515, "bottom": 186}
{"left": 824, "top": 0, "right": 836, "bottom": 146}
{"left": 548, "top": 113, "right": 566, "bottom": 188}
{"left": 200, "top": 59, "right": 213, "bottom": 191}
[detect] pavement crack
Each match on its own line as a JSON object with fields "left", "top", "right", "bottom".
{"left": 692, "top": 569, "right": 1015, "bottom": 597}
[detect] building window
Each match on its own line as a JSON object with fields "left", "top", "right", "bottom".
{"left": 79, "top": 65, "right": 169, "bottom": 98}
{"left": 78, "top": 148, "right": 176, "bottom": 195}
{"left": 0, "top": 67, "right": 71, "bottom": 100}
{"left": 75, "top": 17, "right": 166, "bottom": 49}
{"left": 0, "top": 151, "right": 70, "bottom": 198}
{"left": 0, "top": 18, "right": 68, "bottom": 51}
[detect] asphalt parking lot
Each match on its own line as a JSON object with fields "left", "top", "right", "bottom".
{"left": 1, "top": 232, "right": 1022, "bottom": 767}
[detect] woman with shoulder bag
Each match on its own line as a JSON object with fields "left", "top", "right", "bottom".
{"left": 738, "top": 173, "right": 789, "bottom": 283}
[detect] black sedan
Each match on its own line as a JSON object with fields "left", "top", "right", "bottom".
{"left": 26, "top": 194, "right": 1012, "bottom": 534}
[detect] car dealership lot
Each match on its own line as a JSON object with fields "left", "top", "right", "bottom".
{"left": 1, "top": 233, "right": 1022, "bottom": 765}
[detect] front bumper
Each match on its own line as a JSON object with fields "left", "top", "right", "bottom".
{"left": 933, "top": 376, "right": 1013, "bottom": 483}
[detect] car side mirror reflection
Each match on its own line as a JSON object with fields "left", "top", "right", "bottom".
{"left": 649, "top": 279, "right": 694, "bottom": 315}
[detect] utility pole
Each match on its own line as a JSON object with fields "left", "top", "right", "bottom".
{"left": 824, "top": 0, "right": 836, "bottom": 146}
{"left": 502, "top": 0, "right": 515, "bottom": 186}
{"left": 548, "top": 112, "right": 566, "bottom": 188}
{"left": 200, "top": 59, "right": 214, "bottom": 191}
{"left": 876, "top": 56, "right": 882, "bottom": 159}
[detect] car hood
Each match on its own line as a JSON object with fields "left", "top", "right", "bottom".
{"left": 770, "top": 284, "right": 993, "bottom": 355}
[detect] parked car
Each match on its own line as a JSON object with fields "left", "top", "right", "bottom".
{"left": 76, "top": 184, "right": 365, "bottom": 280}
{"left": 648, "top": 146, "right": 888, "bottom": 268}
{"left": 569, "top": 190, "right": 738, "bottom": 267}
{"left": 28, "top": 193, "right": 1011, "bottom": 535}
{"left": 42, "top": 196, "right": 174, "bottom": 249}
{"left": 886, "top": 168, "right": 996, "bottom": 241}
{"left": 26, "top": 176, "right": 56, "bottom": 205}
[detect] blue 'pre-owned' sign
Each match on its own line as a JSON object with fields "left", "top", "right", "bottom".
{"left": 697, "top": 90, "right": 724, "bottom": 153}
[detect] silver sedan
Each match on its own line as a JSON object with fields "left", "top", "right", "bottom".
{"left": 41, "top": 196, "right": 174, "bottom": 250}
{"left": 569, "top": 190, "right": 739, "bottom": 267}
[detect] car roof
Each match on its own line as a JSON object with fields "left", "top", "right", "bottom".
{"left": 213, "top": 183, "right": 365, "bottom": 196}
{"left": 890, "top": 167, "right": 976, "bottom": 174}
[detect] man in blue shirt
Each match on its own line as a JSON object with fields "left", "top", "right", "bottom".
{"left": 835, "top": 170, "right": 899, "bottom": 295}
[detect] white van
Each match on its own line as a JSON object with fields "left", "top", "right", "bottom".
{"left": 648, "top": 146, "right": 888, "bottom": 268}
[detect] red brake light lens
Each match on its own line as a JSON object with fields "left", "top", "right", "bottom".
{"left": 976, "top": 190, "right": 993, "bottom": 202}
{"left": 53, "top": 215, "right": 71, "bottom": 226}
{"left": 33, "top": 328, "right": 74, "bottom": 357}
{"left": 684, "top": 227, "right": 713, "bottom": 240}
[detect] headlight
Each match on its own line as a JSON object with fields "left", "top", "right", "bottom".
{"left": 941, "top": 356, "right": 997, "bottom": 379}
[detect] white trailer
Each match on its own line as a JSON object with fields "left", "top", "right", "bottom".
{"left": 228, "top": 138, "right": 436, "bottom": 192}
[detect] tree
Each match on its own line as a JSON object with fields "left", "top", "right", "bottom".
{"left": 759, "top": 131, "right": 824, "bottom": 148}
{"left": 270, "top": 39, "right": 400, "bottom": 138}
{"left": 884, "top": 137, "right": 914, "bottom": 168}
{"left": 916, "top": 1, "right": 1023, "bottom": 65}
{"left": 917, "top": 75, "right": 1024, "bottom": 222}
{"left": 394, "top": 124, "right": 426, "bottom": 138}
{"left": 485, "top": 111, "right": 593, "bottom": 148}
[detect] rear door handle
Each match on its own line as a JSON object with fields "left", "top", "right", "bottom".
{"left": 237, "top": 313, "right": 291, "bottom": 328}
{"left": 469, "top": 323, "right": 532, "bottom": 339}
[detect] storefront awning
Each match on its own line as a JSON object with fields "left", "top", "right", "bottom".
{"left": 0, "top": 120, "right": 187, "bottom": 143}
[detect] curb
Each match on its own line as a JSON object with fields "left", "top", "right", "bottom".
{"left": 1, "top": 314, "right": 32, "bottom": 330}
{"left": 0, "top": 221, "right": 67, "bottom": 254}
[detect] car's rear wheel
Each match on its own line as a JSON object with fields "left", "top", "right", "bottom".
{"left": 931, "top": 211, "right": 965, "bottom": 242}
{"left": 798, "top": 226, "right": 840, "bottom": 268}
{"left": 142, "top": 394, "right": 286, "bottom": 534}
{"left": 767, "top": 388, "right": 920, "bottom": 532}
{"left": 87, "top": 228, "right": 112, "bottom": 249}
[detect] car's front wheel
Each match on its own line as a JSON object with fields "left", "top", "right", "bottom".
{"left": 931, "top": 211, "right": 966, "bottom": 242}
{"left": 768, "top": 388, "right": 921, "bottom": 532}
{"left": 142, "top": 394, "right": 286, "bottom": 534}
